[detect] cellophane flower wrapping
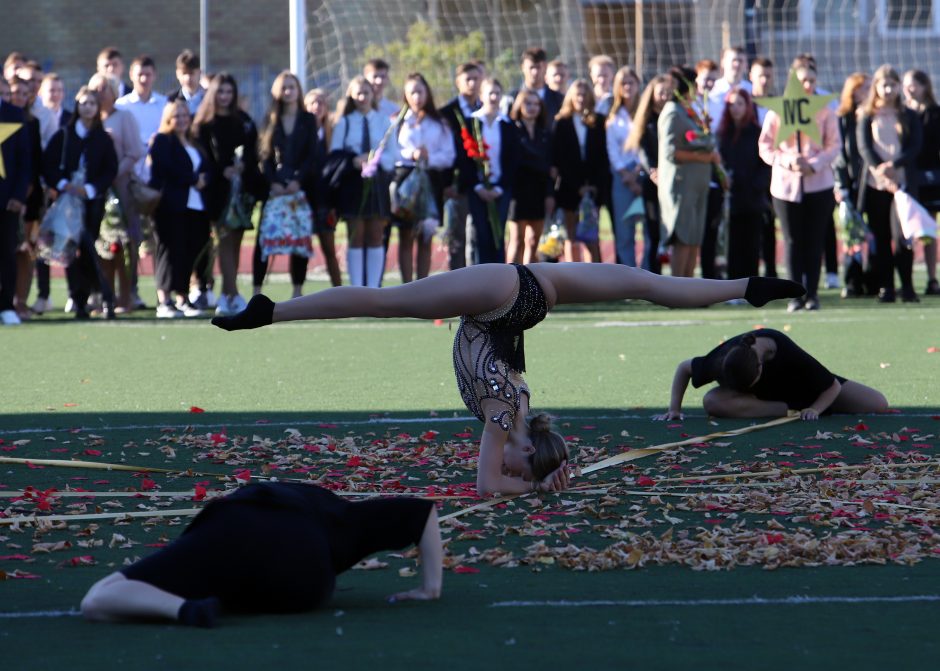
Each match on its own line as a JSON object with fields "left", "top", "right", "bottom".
{"left": 538, "top": 210, "right": 567, "bottom": 259}
{"left": 893, "top": 190, "right": 937, "bottom": 244}
{"left": 37, "top": 191, "right": 84, "bottom": 267}
{"left": 258, "top": 192, "right": 314, "bottom": 261}
{"left": 575, "top": 192, "right": 599, "bottom": 243}
{"left": 95, "top": 190, "right": 131, "bottom": 260}
{"left": 441, "top": 197, "right": 460, "bottom": 246}
{"left": 837, "top": 200, "right": 869, "bottom": 247}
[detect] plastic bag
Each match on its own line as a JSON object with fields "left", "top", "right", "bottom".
{"left": 37, "top": 191, "right": 84, "bottom": 267}
{"left": 537, "top": 210, "right": 567, "bottom": 260}
{"left": 221, "top": 173, "right": 255, "bottom": 231}
{"left": 392, "top": 167, "right": 433, "bottom": 223}
{"left": 258, "top": 193, "right": 313, "bottom": 261}
{"left": 836, "top": 200, "right": 868, "bottom": 247}
{"left": 441, "top": 197, "right": 460, "bottom": 246}
{"left": 575, "top": 192, "right": 599, "bottom": 243}
{"left": 893, "top": 189, "right": 937, "bottom": 244}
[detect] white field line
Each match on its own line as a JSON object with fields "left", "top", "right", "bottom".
{"left": 2, "top": 412, "right": 933, "bottom": 437}
{"left": 0, "top": 609, "right": 80, "bottom": 619}
{"left": 489, "top": 595, "right": 940, "bottom": 608}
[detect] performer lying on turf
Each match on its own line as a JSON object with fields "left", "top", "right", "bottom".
{"left": 212, "top": 263, "right": 804, "bottom": 495}
{"left": 655, "top": 329, "right": 889, "bottom": 421}
{"left": 80, "top": 482, "right": 441, "bottom": 628}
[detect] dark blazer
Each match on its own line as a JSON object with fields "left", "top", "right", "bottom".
{"left": 857, "top": 107, "right": 923, "bottom": 203}
{"left": 260, "top": 110, "right": 318, "bottom": 192}
{"left": 510, "top": 86, "right": 564, "bottom": 127}
{"left": 551, "top": 115, "right": 609, "bottom": 210}
{"left": 833, "top": 112, "right": 862, "bottom": 199}
{"left": 43, "top": 124, "right": 118, "bottom": 199}
{"left": 513, "top": 119, "right": 553, "bottom": 197}
{"left": 196, "top": 111, "right": 262, "bottom": 220}
{"left": 439, "top": 96, "right": 478, "bottom": 194}
{"left": 57, "top": 108, "right": 72, "bottom": 128}
{"left": 468, "top": 117, "right": 518, "bottom": 194}
{"left": 0, "top": 102, "right": 31, "bottom": 208}
{"left": 718, "top": 122, "right": 770, "bottom": 215}
{"left": 148, "top": 132, "right": 212, "bottom": 213}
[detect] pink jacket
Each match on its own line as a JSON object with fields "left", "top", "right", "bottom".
{"left": 758, "top": 107, "right": 841, "bottom": 202}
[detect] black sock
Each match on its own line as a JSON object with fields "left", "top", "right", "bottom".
{"left": 745, "top": 277, "right": 805, "bottom": 307}
{"left": 177, "top": 596, "right": 221, "bottom": 628}
{"left": 211, "top": 294, "right": 275, "bottom": 331}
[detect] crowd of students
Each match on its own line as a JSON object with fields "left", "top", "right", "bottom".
{"left": 1, "top": 43, "right": 938, "bottom": 325}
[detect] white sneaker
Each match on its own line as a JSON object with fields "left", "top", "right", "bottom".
{"left": 826, "top": 272, "right": 840, "bottom": 289}
{"left": 214, "top": 294, "right": 232, "bottom": 317}
{"left": 177, "top": 302, "right": 203, "bottom": 318}
{"left": 1, "top": 309, "right": 22, "bottom": 325}
{"left": 156, "top": 303, "right": 183, "bottom": 319}
{"left": 31, "top": 297, "right": 53, "bottom": 314}
{"left": 230, "top": 294, "right": 247, "bottom": 313}
{"left": 64, "top": 298, "right": 75, "bottom": 313}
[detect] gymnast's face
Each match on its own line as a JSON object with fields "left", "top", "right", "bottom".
{"left": 502, "top": 437, "right": 535, "bottom": 480}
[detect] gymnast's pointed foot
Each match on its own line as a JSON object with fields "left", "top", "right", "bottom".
{"left": 211, "top": 294, "right": 274, "bottom": 331}
{"left": 745, "top": 277, "right": 805, "bottom": 308}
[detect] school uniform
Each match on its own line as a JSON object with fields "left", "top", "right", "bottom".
{"left": 0, "top": 102, "right": 31, "bottom": 315}
{"left": 148, "top": 133, "right": 212, "bottom": 298}
{"left": 392, "top": 110, "right": 455, "bottom": 228}
{"left": 439, "top": 95, "right": 481, "bottom": 269}
{"left": 507, "top": 119, "right": 552, "bottom": 221}
{"left": 551, "top": 115, "right": 609, "bottom": 212}
{"left": 467, "top": 110, "right": 517, "bottom": 264}
{"left": 43, "top": 123, "right": 118, "bottom": 312}
{"left": 254, "top": 110, "right": 318, "bottom": 288}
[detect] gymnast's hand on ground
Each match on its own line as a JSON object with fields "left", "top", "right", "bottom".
{"left": 388, "top": 586, "right": 441, "bottom": 603}
{"left": 537, "top": 460, "right": 570, "bottom": 492}
{"left": 800, "top": 407, "right": 820, "bottom": 421}
{"left": 652, "top": 410, "right": 684, "bottom": 421}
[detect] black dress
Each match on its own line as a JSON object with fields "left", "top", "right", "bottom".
{"left": 690, "top": 329, "right": 846, "bottom": 412}
{"left": 508, "top": 120, "right": 552, "bottom": 221}
{"left": 121, "top": 482, "right": 433, "bottom": 613}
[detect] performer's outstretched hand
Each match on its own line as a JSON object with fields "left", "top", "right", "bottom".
{"left": 744, "top": 277, "right": 805, "bottom": 307}
{"left": 652, "top": 410, "right": 684, "bottom": 421}
{"left": 211, "top": 294, "right": 275, "bottom": 331}
{"left": 537, "top": 460, "right": 570, "bottom": 492}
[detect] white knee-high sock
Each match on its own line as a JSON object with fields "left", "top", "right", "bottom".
{"left": 365, "top": 246, "right": 385, "bottom": 288}
{"left": 347, "top": 247, "right": 364, "bottom": 287}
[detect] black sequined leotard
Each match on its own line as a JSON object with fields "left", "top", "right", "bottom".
{"left": 453, "top": 264, "right": 549, "bottom": 431}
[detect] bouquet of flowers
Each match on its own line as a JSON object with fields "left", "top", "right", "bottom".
{"left": 675, "top": 85, "right": 729, "bottom": 189}
{"left": 359, "top": 107, "right": 408, "bottom": 215}
{"left": 455, "top": 114, "right": 502, "bottom": 246}
{"left": 37, "top": 168, "right": 86, "bottom": 267}
{"left": 836, "top": 200, "right": 869, "bottom": 248}
{"left": 575, "top": 192, "right": 599, "bottom": 243}
{"left": 220, "top": 145, "right": 255, "bottom": 231}
{"left": 537, "top": 210, "right": 567, "bottom": 260}
{"left": 95, "top": 190, "right": 131, "bottom": 261}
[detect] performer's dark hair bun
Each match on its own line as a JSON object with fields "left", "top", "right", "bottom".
{"left": 525, "top": 413, "right": 569, "bottom": 481}
{"left": 720, "top": 339, "right": 761, "bottom": 391}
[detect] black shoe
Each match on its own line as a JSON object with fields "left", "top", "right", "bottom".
{"left": 102, "top": 300, "right": 117, "bottom": 320}
{"left": 901, "top": 288, "right": 920, "bottom": 303}
{"left": 786, "top": 297, "right": 805, "bottom": 313}
{"left": 841, "top": 286, "right": 858, "bottom": 298}
{"left": 926, "top": 279, "right": 940, "bottom": 296}
{"left": 804, "top": 296, "right": 820, "bottom": 311}
{"left": 877, "top": 289, "right": 896, "bottom": 303}
{"left": 745, "top": 277, "right": 806, "bottom": 307}
{"left": 75, "top": 307, "right": 91, "bottom": 320}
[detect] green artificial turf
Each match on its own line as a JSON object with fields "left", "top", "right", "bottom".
{"left": 2, "top": 276, "right": 940, "bottom": 670}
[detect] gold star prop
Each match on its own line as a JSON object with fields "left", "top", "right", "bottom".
{"left": 0, "top": 122, "right": 24, "bottom": 180}
{"left": 756, "top": 69, "right": 837, "bottom": 145}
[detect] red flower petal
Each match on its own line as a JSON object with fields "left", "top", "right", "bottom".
{"left": 453, "top": 565, "right": 480, "bottom": 574}
{"left": 189, "top": 406, "right": 205, "bottom": 414}
{"left": 636, "top": 476, "right": 656, "bottom": 486}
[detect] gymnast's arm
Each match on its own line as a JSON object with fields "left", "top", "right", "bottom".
{"left": 800, "top": 378, "right": 842, "bottom": 421}
{"left": 389, "top": 507, "right": 443, "bottom": 602}
{"left": 653, "top": 359, "right": 693, "bottom": 421}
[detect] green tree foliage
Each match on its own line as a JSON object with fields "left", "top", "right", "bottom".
{"left": 362, "top": 20, "right": 516, "bottom": 104}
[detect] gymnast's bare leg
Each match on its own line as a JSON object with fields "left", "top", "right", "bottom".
{"left": 212, "top": 263, "right": 803, "bottom": 330}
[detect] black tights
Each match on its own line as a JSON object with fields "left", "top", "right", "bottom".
{"left": 252, "top": 242, "right": 308, "bottom": 288}
{"left": 774, "top": 189, "right": 834, "bottom": 299}
{"left": 864, "top": 187, "right": 914, "bottom": 294}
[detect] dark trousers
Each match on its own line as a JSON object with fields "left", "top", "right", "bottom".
{"left": 66, "top": 199, "right": 112, "bottom": 309}
{"left": 35, "top": 259, "right": 50, "bottom": 299}
{"left": 192, "top": 218, "right": 213, "bottom": 293}
{"left": 0, "top": 210, "right": 18, "bottom": 311}
{"left": 824, "top": 214, "right": 838, "bottom": 275}
{"left": 774, "top": 189, "right": 834, "bottom": 299}
{"left": 727, "top": 212, "right": 762, "bottom": 279}
{"left": 468, "top": 190, "right": 510, "bottom": 264}
{"left": 759, "top": 207, "right": 777, "bottom": 277}
{"left": 252, "top": 243, "right": 308, "bottom": 287}
{"left": 641, "top": 177, "right": 662, "bottom": 274}
{"left": 699, "top": 186, "right": 723, "bottom": 279}
{"left": 864, "top": 186, "right": 914, "bottom": 294}
{"left": 155, "top": 208, "right": 208, "bottom": 297}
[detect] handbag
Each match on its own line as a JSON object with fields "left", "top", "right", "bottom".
{"left": 258, "top": 192, "right": 314, "bottom": 261}
{"left": 128, "top": 177, "right": 162, "bottom": 218}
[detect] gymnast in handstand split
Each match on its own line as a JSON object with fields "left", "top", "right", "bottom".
{"left": 81, "top": 482, "right": 441, "bottom": 627}
{"left": 213, "top": 263, "right": 804, "bottom": 496}
{"left": 655, "top": 328, "right": 889, "bottom": 421}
